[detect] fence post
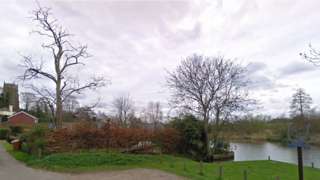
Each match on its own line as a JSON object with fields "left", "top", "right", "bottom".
{"left": 243, "top": 170, "right": 248, "bottom": 180}
{"left": 312, "top": 162, "right": 314, "bottom": 168}
{"left": 199, "top": 161, "right": 204, "bottom": 175}
{"left": 218, "top": 166, "right": 223, "bottom": 179}
{"left": 159, "top": 153, "right": 163, "bottom": 164}
{"left": 297, "top": 146, "right": 304, "bottom": 180}
{"left": 268, "top": 156, "right": 271, "bottom": 161}
{"left": 38, "top": 148, "right": 42, "bottom": 158}
{"left": 170, "top": 160, "right": 174, "bottom": 168}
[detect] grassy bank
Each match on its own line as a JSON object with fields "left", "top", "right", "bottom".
{"left": 3, "top": 142, "right": 320, "bottom": 180}
{"left": 222, "top": 118, "right": 320, "bottom": 146}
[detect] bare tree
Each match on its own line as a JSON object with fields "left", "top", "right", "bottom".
{"left": 167, "top": 54, "right": 252, "bottom": 160}
{"left": 63, "top": 95, "right": 80, "bottom": 112}
{"left": 142, "top": 101, "right": 163, "bottom": 129}
{"left": 21, "top": 92, "right": 37, "bottom": 111}
{"left": 300, "top": 44, "right": 320, "bottom": 66}
{"left": 112, "top": 95, "right": 135, "bottom": 127}
{"left": 19, "top": 6, "right": 105, "bottom": 128}
{"left": 290, "top": 88, "right": 312, "bottom": 118}
{"left": 210, "top": 63, "right": 253, "bottom": 149}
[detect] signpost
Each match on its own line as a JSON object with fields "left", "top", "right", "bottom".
{"left": 287, "top": 123, "right": 311, "bottom": 180}
{"left": 297, "top": 146, "right": 303, "bottom": 180}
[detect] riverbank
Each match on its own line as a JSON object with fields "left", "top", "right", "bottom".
{"left": 223, "top": 118, "right": 320, "bottom": 147}
{"left": 3, "top": 141, "right": 320, "bottom": 180}
{"left": 230, "top": 141, "right": 320, "bottom": 169}
{"left": 227, "top": 133, "right": 320, "bottom": 147}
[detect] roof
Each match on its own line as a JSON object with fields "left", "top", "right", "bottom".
{"left": 8, "top": 111, "right": 38, "bottom": 120}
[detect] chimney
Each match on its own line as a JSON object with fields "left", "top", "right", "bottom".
{"left": 9, "top": 105, "right": 13, "bottom": 112}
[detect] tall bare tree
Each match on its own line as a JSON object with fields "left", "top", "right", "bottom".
{"left": 143, "top": 101, "right": 163, "bottom": 129}
{"left": 21, "top": 92, "right": 37, "bottom": 111}
{"left": 63, "top": 95, "right": 80, "bottom": 112}
{"left": 167, "top": 54, "right": 252, "bottom": 160}
{"left": 210, "top": 62, "right": 253, "bottom": 149}
{"left": 19, "top": 6, "right": 105, "bottom": 128}
{"left": 290, "top": 88, "right": 312, "bottom": 118}
{"left": 112, "top": 94, "right": 135, "bottom": 127}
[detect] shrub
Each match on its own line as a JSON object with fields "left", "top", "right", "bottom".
{"left": 45, "top": 121, "right": 178, "bottom": 154}
{"left": 20, "top": 125, "right": 48, "bottom": 156}
{"left": 153, "top": 128, "right": 181, "bottom": 153}
{"left": 0, "top": 128, "right": 9, "bottom": 140}
{"left": 169, "top": 115, "right": 205, "bottom": 159}
{"left": 9, "top": 126, "right": 23, "bottom": 136}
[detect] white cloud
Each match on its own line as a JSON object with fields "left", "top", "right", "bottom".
{"left": 1, "top": 0, "right": 320, "bottom": 116}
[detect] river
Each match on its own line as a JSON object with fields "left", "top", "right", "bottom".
{"left": 230, "top": 142, "right": 320, "bottom": 168}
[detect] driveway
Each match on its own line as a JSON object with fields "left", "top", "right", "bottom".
{"left": 0, "top": 143, "right": 184, "bottom": 180}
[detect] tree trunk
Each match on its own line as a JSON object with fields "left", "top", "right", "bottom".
{"left": 56, "top": 78, "right": 62, "bottom": 128}
{"left": 203, "top": 113, "right": 210, "bottom": 161}
{"left": 213, "top": 109, "right": 221, "bottom": 152}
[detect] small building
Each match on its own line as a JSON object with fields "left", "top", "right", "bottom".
{"left": 8, "top": 111, "right": 38, "bottom": 126}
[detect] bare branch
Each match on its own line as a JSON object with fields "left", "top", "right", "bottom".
{"left": 112, "top": 94, "right": 135, "bottom": 127}
{"left": 19, "top": 56, "right": 57, "bottom": 83}
{"left": 300, "top": 44, "right": 320, "bottom": 66}
{"left": 18, "top": 5, "right": 107, "bottom": 128}
{"left": 61, "top": 76, "right": 106, "bottom": 102}
{"left": 167, "top": 54, "right": 254, "bottom": 159}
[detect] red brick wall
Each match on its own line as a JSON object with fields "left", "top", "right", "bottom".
{"left": 8, "top": 113, "right": 36, "bottom": 125}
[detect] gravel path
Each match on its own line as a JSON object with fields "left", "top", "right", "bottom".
{"left": 0, "top": 143, "right": 184, "bottom": 180}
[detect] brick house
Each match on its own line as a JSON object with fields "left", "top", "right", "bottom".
{"left": 8, "top": 111, "right": 38, "bottom": 126}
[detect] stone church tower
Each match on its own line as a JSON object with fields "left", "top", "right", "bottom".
{"left": 1, "top": 83, "right": 19, "bottom": 112}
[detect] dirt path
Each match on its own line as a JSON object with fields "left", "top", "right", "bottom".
{"left": 0, "top": 143, "right": 184, "bottom": 180}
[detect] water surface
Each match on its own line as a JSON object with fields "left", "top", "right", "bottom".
{"left": 230, "top": 142, "right": 320, "bottom": 168}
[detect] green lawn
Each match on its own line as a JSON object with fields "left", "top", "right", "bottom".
{"left": 3, "top": 142, "right": 320, "bottom": 180}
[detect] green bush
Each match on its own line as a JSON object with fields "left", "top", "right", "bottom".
{"left": 9, "top": 126, "right": 23, "bottom": 136}
{"left": 21, "top": 125, "right": 48, "bottom": 156}
{"left": 0, "top": 128, "right": 9, "bottom": 140}
{"left": 169, "top": 115, "right": 205, "bottom": 160}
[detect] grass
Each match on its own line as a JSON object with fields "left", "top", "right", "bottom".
{"left": 2, "top": 141, "right": 320, "bottom": 180}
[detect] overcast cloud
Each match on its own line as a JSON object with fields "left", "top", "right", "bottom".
{"left": 1, "top": 0, "right": 320, "bottom": 116}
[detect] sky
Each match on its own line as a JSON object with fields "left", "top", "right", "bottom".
{"left": 1, "top": 0, "right": 320, "bottom": 117}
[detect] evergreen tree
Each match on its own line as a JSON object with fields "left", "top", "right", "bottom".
{"left": 290, "top": 88, "right": 312, "bottom": 118}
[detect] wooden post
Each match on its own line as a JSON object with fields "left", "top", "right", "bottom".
{"left": 243, "top": 170, "right": 248, "bottom": 180}
{"left": 199, "top": 161, "right": 204, "bottom": 175}
{"left": 170, "top": 160, "right": 174, "bottom": 168}
{"left": 268, "top": 156, "right": 271, "bottom": 160}
{"left": 311, "top": 162, "right": 314, "bottom": 168}
{"left": 297, "top": 146, "right": 304, "bottom": 180}
{"left": 38, "top": 148, "right": 42, "bottom": 158}
{"left": 218, "top": 166, "right": 223, "bottom": 179}
{"left": 159, "top": 152, "right": 163, "bottom": 164}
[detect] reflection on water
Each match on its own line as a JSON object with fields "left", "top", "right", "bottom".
{"left": 230, "top": 142, "right": 320, "bottom": 168}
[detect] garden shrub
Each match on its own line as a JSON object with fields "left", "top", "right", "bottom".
{"left": 153, "top": 128, "right": 181, "bottom": 153}
{"left": 9, "top": 126, "right": 23, "bottom": 136}
{"left": 45, "top": 121, "right": 179, "bottom": 154}
{"left": 169, "top": 115, "right": 206, "bottom": 159}
{"left": 0, "top": 128, "right": 9, "bottom": 140}
{"left": 20, "top": 125, "right": 48, "bottom": 156}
